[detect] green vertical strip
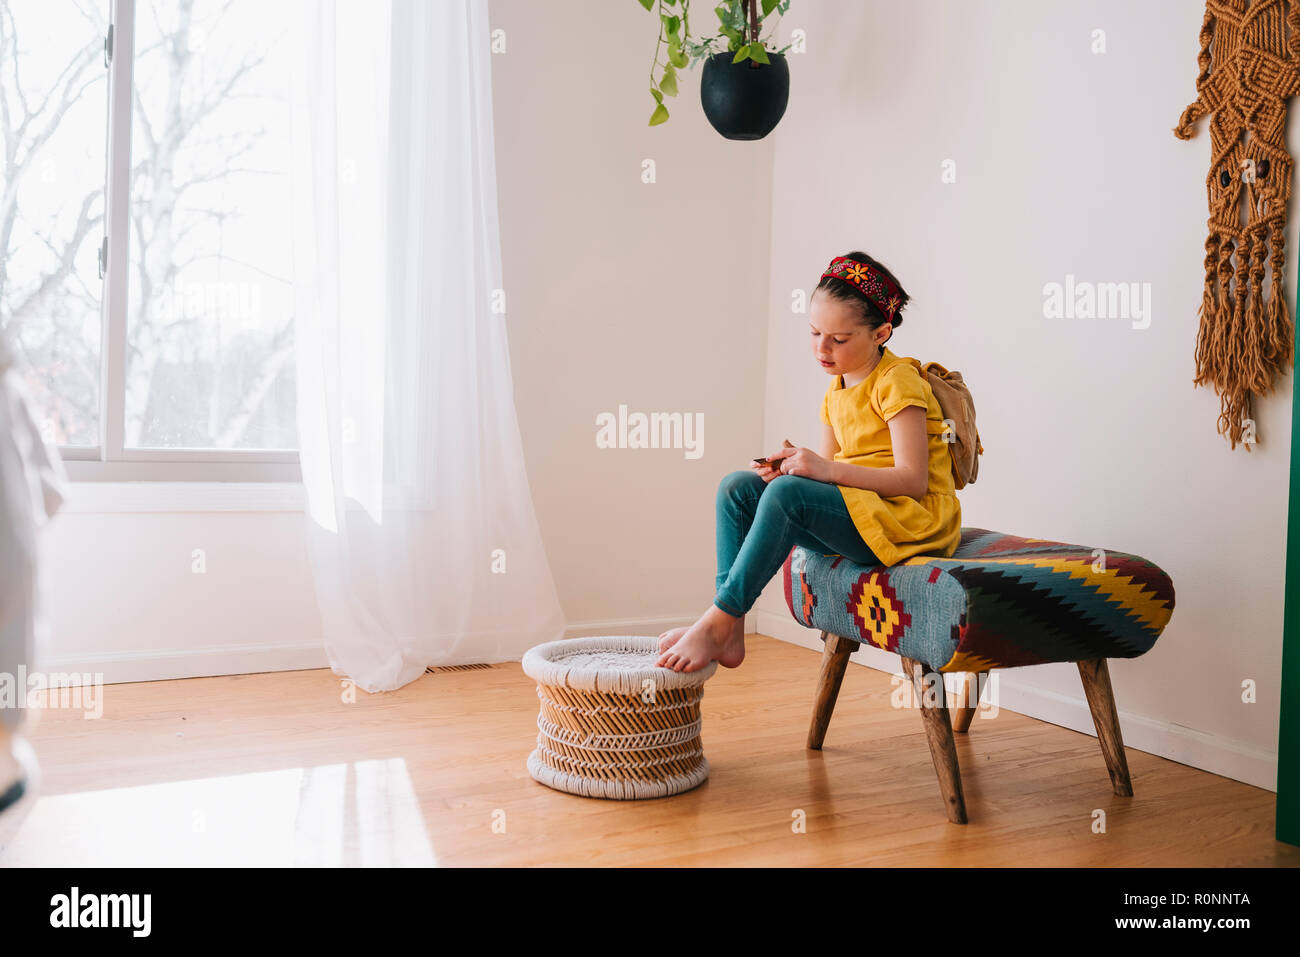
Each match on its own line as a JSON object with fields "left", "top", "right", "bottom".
{"left": 1280, "top": 271, "right": 1300, "bottom": 846}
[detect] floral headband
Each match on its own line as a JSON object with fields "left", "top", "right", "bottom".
{"left": 821, "top": 256, "right": 903, "bottom": 321}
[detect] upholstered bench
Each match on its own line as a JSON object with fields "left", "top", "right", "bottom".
{"left": 780, "top": 527, "right": 1176, "bottom": 823}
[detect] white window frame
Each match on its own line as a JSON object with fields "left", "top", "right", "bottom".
{"left": 62, "top": 0, "right": 301, "bottom": 484}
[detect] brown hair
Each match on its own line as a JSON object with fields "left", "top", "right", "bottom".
{"left": 814, "top": 250, "right": 911, "bottom": 354}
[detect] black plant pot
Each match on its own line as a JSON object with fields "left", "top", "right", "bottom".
{"left": 700, "top": 50, "right": 789, "bottom": 141}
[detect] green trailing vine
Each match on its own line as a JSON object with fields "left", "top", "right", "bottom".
{"left": 636, "top": 0, "right": 792, "bottom": 126}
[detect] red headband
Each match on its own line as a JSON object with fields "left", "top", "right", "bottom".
{"left": 821, "top": 256, "right": 903, "bottom": 321}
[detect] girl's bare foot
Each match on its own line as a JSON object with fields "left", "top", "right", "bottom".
{"left": 656, "top": 605, "right": 746, "bottom": 672}
{"left": 720, "top": 614, "right": 746, "bottom": 669}
{"left": 657, "top": 625, "right": 689, "bottom": 652}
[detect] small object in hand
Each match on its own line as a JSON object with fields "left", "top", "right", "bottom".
{"left": 753, "top": 440, "right": 796, "bottom": 471}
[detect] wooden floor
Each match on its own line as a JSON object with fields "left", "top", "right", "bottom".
{"left": 1, "top": 634, "right": 1295, "bottom": 867}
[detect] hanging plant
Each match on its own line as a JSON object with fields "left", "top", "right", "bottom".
{"left": 637, "top": 0, "right": 792, "bottom": 136}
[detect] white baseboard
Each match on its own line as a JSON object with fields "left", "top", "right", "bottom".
{"left": 39, "top": 642, "right": 331, "bottom": 685}
{"left": 31, "top": 615, "right": 730, "bottom": 687}
{"left": 752, "top": 608, "right": 1279, "bottom": 793}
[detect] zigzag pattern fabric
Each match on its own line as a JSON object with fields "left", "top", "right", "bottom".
{"left": 781, "top": 528, "right": 1176, "bottom": 672}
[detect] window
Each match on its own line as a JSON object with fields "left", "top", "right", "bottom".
{"left": 1, "top": 0, "right": 300, "bottom": 481}
{"left": 0, "top": 0, "right": 108, "bottom": 448}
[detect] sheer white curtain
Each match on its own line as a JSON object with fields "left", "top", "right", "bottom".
{"left": 0, "top": 329, "right": 67, "bottom": 735}
{"left": 290, "top": 0, "right": 566, "bottom": 692}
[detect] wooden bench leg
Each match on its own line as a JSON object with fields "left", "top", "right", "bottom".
{"left": 948, "top": 671, "right": 979, "bottom": 734}
{"left": 807, "top": 631, "right": 859, "bottom": 750}
{"left": 901, "top": 655, "right": 968, "bottom": 824}
{"left": 1077, "top": 658, "right": 1134, "bottom": 797}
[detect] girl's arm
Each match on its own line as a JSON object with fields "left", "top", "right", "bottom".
{"left": 826, "top": 406, "right": 928, "bottom": 499}
{"left": 820, "top": 422, "right": 839, "bottom": 461}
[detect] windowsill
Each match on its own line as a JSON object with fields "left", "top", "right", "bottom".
{"left": 62, "top": 458, "right": 302, "bottom": 485}
{"left": 61, "top": 482, "right": 308, "bottom": 514}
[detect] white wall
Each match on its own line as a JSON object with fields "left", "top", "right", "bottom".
{"left": 36, "top": 0, "right": 1291, "bottom": 791}
{"left": 750, "top": 0, "right": 1294, "bottom": 791}
{"left": 489, "top": 0, "right": 773, "bottom": 629}
{"left": 41, "top": 500, "right": 326, "bottom": 681}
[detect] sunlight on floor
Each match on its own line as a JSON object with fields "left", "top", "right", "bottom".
{"left": 0, "top": 758, "right": 435, "bottom": 867}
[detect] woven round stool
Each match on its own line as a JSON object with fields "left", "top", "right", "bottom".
{"left": 522, "top": 635, "right": 717, "bottom": 800}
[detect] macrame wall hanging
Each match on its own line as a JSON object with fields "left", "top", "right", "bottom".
{"left": 1174, "top": 0, "right": 1300, "bottom": 451}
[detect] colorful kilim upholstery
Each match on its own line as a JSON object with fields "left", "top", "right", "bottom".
{"left": 781, "top": 527, "right": 1175, "bottom": 672}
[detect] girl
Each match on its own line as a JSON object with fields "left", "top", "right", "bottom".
{"left": 656, "top": 251, "right": 962, "bottom": 673}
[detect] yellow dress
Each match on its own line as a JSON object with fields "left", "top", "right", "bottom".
{"left": 820, "top": 346, "right": 962, "bottom": 566}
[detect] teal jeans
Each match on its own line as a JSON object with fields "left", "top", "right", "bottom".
{"left": 713, "top": 470, "right": 881, "bottom": 617}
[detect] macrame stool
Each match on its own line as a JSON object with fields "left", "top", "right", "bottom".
{"left": 1174, "top": 0, "right": 1300, "bottom": 449}
{"left": 522, "top": 636, "right": 716, "bottom": 799}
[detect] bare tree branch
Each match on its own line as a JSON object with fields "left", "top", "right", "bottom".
{"left": 214, "top": 318, "right": 293, "bottom": 447}
{"left": 9, "top": 190, "right": 102, "bottom": 324}
{"left": 185, "top": 51, "right": 266, "bottom": 133}
{"left": 15, "top": 38, "right": 99, "bottom": 147}
{"left": 174, "top": 252, "right": 288, "bottom": 287}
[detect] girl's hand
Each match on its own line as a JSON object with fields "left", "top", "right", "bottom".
{"left": 775, "top": 446, "right": 833, "bottom": 483}
{"left": 750, "top": 446, "right": 833, "bottom": 483}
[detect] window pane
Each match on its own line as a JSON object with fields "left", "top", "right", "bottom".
{"left": 0, "top": 0, "right": 108, "bottom": 447}
{"left": 126, "top": 0, "right": 296, "bottom": 450}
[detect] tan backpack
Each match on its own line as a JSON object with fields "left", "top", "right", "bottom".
{"left": 900, "top": 358, "right": 984, "bottom": 489}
